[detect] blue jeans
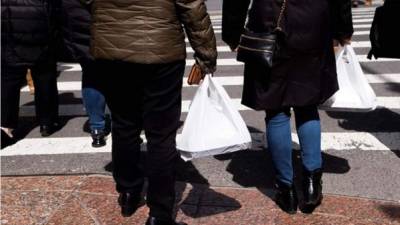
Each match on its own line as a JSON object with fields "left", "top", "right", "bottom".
{"left": 265, "top": 106, "right": 322, "bottom": 186}
{"left": 81, "top": 61, "right": 106, "bottom": 131}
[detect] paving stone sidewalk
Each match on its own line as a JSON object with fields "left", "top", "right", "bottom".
{"left": 1, "top": 175, "right": 399, "bottom": 225}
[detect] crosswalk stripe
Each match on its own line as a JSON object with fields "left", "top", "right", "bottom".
{"left": 17, "top": 97, "right": 400, "bottom": 117}
{"left": 352, "top": 15, "right": 374, "bottom": 19}
{"left": 58, "top": 54, "right": 400, "bottom": 72}
{"left": 19, "top": 74, "right": 400, "bottom": 92}
{"left": 353, "top": 30, "right": 370, "bottom": 36}
{"left": 1, "top": 131, "right": 398, "bottom": 156}
{"left": 365, "top": 74, "right": 400, "bottom": 83}
{"left": 354, "top": 24, "right": 372, "bottom": 29}
{"left": 352, "top": 8, "right": 378, "bottom": 12}
{"left": 353, "top": 18, "right": 373, "bottom": 23}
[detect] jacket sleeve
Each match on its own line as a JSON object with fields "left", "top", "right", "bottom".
{"left": 222, "top": 0, "right": 250, "bottom": 50}
{"left": 330, "top": 0, "right": 354, "bottom": 40}
{"left": 176, "top": 0, "right": 217, "bottom": 74}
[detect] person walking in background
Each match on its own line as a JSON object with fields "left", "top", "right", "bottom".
{"left": 1, "top": 0, "right": 60, "bottom": 148}
{"left": 90, "top": 0, "right": 217, "bottom": 224}
{"left": 60, "top": 0, "right": 108, "bottom": 148}
{"left": 222, "top": 0, "right": 353, "bottom": 214}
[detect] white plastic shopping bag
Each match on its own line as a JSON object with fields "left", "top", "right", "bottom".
{"left": 321, "top": 45, "right": 377, "bottom": 111}
{"left": 177, "top": 75, "right": 252, "bottom": 161}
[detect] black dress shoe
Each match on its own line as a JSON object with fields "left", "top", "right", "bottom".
{"left": 40, "top": 123, "right": 60, "bottom": 137}
{"left": 118, "top": 192, "right": 142, "bottom": 217}
{"left": 1, "top": 129, "right": 16, "bottom": 149}
{"left": 274, "top": 181, "right": 298, "bottom": 214}
{"left": 91, "top": 129, "right": 106, "bottom": 148}
{"left": 301, "top": 168, "right": 323, "bottom": 214}
{"left": 145, "top": 217, "right": 187, "bottom": 225}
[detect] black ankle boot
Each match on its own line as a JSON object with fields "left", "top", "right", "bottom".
{"left": 91, "top": 129, "right": 106, "bottom": 147}
{"left": 275, "top": 181, "right": 298, "bottom": 214}
{"left": 301, "top": 168, "right": 323, "bottom": 213}
{"left": 145, "top": 216, "right": 187, "bottom": 225}
{"left": 118, "top": 192, "right": 142, "bottom": 217}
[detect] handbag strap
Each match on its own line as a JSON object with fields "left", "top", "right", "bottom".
{"left": 275, "top": 0, "right": 287, "bottom": 31}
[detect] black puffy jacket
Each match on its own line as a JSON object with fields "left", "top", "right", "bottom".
{"left": 60, "top": 0, "right": 93, "bottom": 63}
{"left": 1, "top": 0, "right": 60, "bottom": 67}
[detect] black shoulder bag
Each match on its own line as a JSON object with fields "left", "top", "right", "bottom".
{"left": 236, "top": 0, "right": 287, "bottom": 67}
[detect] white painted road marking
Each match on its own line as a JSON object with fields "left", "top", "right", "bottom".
{"left": 20, "top": 74, "right": 400, "bottom": 92}
{"left": 1, "top": 132, "right": 399, "bottom": 156}
{"left": 17, "top": 97, "right": 400, "bottom": 118}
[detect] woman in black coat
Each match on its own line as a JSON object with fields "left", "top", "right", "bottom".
{"left": 1, "top": 0, "right": 60, "bottom": 147}
{"left": 222, "top": 0, "right": 353, "bottom": 214}
{"left": 60, "top": 0, "right": 108, "bottom": 147}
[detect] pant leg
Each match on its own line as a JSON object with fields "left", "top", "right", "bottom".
{"left": 293, "top": 105, "right": 322, "bottom": 171}
{"left": 1, "top": 65, "right": 27, "bottom": 128}
{"left": 99, "top": 60, "right": 145, "bottom": 194}
{"left": 81, "top": 61, "right": 106, "bottom": 131}
{"left": 142, "top": 60, "right": 185, "bottom": 220}
{"left": 265, "top": 109, "right": 293, "bottom": 186}
{"left": 31, "top": 62, "right": 59, "bottom": 125}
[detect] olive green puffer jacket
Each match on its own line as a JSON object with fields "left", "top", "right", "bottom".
{"left": 90, "top": 0, "right": 217, "bottom": 74}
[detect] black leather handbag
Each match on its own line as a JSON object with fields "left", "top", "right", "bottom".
{"left": 236, "top": 0, "right": 287, "bottom": 67}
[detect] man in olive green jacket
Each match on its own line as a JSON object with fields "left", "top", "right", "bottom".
{"left": 90, "top": 0, "right": 217, "bottom": 224}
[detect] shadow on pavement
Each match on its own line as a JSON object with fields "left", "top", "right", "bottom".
{"left": 14, "top": 116, "right": 70, "bottom": 140}
{"left": 175, "top": 160, "right": 242, "bottom": 218}
{"left": 15, "top": 92, "right": 84, "bottom": 140}
{"left": 378, "top": 204, "right": 400, "bottom": 221}
{"left": 213, "top": 148, "right": 350, "bottom": 200}
{"left": 104, "top": 154, "right": 242, "bottom": 219}
{"left": 362, "top": 65, "right": 400, "bottom": 94}
{"left": 211, "top": 126, "right": 350, "bottom": 200}
{"left": 326, "top": 108, "right": 400, "bottom": 157}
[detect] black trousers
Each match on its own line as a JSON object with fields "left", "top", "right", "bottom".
{"left": 1, "top": 63, "right": 59, "bottom": 128}
{"left": 98, "top": 60, "right": 185, "bottom": 220}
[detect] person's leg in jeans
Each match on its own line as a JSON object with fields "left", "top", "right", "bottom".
{"left": 265, "top": 109, "right": 293, "bottom": 185}
{"left": 293, "top": 105, "right": 323, "bottom": 211}
{"left": 293, "top": 105, "right": 322, "bottom": 172}
{"left": 265, "top": 108, "right": 298, "bottom": 214}
{"left": 31, "top": 62, "right": 59, "bottom": 136}
{"left": 142, "top": 61, "right": 185, "bottom": 221}
{"left": 100, "top": 60, "right": 145, "bottom": 216}
{"left": 1, "top": 65, "right": 26, "bottom": 147}
{"left": 81, "top": 60, "right": 107, "bottom": 147}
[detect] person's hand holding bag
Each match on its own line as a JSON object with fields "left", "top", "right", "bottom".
{"left": 187, "top": 63, "right": 204, "bottom": 85}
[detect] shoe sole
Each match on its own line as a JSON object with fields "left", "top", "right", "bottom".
{"left": 92, "top": 143, "right": 106, "bottom": 148}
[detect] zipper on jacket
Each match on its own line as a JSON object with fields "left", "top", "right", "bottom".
{"left": 241, "top": 34, "right": 275, "bottom": 42}
{"left": 238, "top": 45, "right": 272, "bottom": 53}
